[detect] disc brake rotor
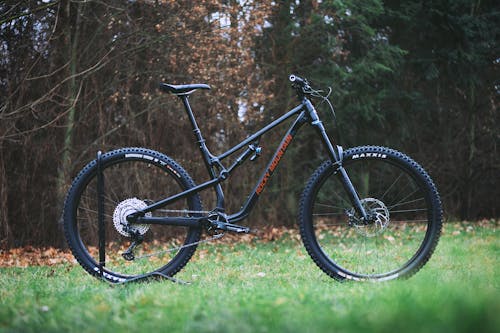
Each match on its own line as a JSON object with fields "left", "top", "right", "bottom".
{"left": 113, "top": 198, "right": 151, "bottom": 237}
{"left": 349, "top": 198, "right": 390, "bottom": 237}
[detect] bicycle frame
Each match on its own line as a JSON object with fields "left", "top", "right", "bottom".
{"left": 128, "top": 94, "right": 369, "bottom": 227}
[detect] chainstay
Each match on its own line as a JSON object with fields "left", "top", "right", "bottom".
{"left": 154, "top": 209, "right": 211, "bottom": 215}
{"left": 131, "top": 208, "right": 222, "bottom": 260}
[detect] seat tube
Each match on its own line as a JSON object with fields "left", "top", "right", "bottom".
{"left": 179, "top": 96, "right": 225, "bottom": 211}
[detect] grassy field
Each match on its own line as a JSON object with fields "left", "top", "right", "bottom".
{"left": 0, "top": 221, "right": 498, "bottom": 333}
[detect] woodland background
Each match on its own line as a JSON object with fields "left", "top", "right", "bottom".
{"left": 0, "top": 0, "right": 498, "bottom": 248}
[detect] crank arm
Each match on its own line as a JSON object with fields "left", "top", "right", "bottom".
{"left": 213, "top": 222, "right": 250, "bottom": 233}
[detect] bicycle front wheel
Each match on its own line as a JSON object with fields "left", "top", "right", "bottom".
{"left": 63, "top": 147, "right": 203, "bottom": 283}
{"left": 299, "top": 146, "right": 442, "bottom": 281}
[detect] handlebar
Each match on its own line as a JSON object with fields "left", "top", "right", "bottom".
{"left": 289, "top": 74, "right": 336, "bottom": 118}
{"left": 289, "top": 74, "right": 312, "bottom": 98}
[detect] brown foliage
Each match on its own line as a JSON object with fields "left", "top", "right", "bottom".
{"left": 0, "top": 246, "right": 76, "bottom": 267}
{"left": 0, "top": 1, "right": 275, "bottom": 248}
{"left": 0, "top": 225, "right": 297, "bottom": 267}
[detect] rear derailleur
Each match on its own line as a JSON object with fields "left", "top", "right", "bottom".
{"left": 122, "top": 229, "right": 144, "bottom": 261}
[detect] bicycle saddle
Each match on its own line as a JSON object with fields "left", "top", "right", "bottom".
{"left": 159, "top": 83, "right": 210, "bottom": 95}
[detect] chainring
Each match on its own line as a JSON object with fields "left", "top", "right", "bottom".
{"left": 113, "top": 198, "right": 151, "bottom": 237}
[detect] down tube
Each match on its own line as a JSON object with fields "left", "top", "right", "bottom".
{"left": 227, "top": 111, "right": 307, "bottom": 223}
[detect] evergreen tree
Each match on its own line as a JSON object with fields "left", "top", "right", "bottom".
{"left": 383, "top": 0, "right": 499, "bottom": 218}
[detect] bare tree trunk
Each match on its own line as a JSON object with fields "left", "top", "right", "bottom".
{"left": 461, "top": 84, "right": 477, "bottom": 219}
{"left": 0, "top": 146, "right": 11, "bottom": 248}
{"left": 55, "top": 0, "right": 83, "bottom": 244}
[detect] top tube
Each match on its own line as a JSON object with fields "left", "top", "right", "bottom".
{"left": 218, "top": 103, "right": 305, "bottom": 160}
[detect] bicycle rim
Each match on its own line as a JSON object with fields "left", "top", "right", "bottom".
{"left": 68, "top": 153, "right": 201, "bottom": 280}
{"left": 308, "top": 148, "right": 440, "bottom": 280}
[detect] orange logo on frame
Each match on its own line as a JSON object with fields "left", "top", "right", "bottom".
{"left": 256, "top": 134, "right": 293, "bottom": 195}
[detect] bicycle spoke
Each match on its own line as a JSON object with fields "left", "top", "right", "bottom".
{"left": 304, "top": 147, "right": 441, "bottom": 281}
{"left": 386, "top": 187, "right": 421, "bottom": 211}
{"left": 65, "top": 149, "right": 204, "bottom": 281}
{"left": 77, "top": 205, "right": 114, "bottom": 219}
{"left": 389, "top": 208, "right": 428, "bottom": 214}
{"left": 387, "top": 196, "right": 426, "bottom": 209}
{"left": 314, "top": 202, "right": 349, "bottom": 210}
{"left": 82, "top": 189, "right": 119, "bottom": 207}
{"left": 312, "top": 212, "right": 346, "bottom": 217}
{"left": 380, "top": 173, "right": 404, "bottom": 201}
{"left": 388, "top": 219, "right": 429, "bottom": 223}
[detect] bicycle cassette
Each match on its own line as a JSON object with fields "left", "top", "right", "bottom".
{"left": 113, "top": 198, "right": 151, "bottom": 237}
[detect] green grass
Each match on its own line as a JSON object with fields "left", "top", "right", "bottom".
{"left": 1, "top": 221, "right": 498, "bottom": 333}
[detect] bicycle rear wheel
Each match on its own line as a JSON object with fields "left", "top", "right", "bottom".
{"left": 299, "top": 146, "right": 442, "bottom": 281}
{"left": 63, "top": 147, "right": 203, "bottom": 283}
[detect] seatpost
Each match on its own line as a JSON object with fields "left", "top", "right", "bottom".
{"left": 180, "top": 96, "right": 204, "bottom": 145}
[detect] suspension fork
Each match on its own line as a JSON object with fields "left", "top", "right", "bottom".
{"left": 303, "top": 98, "right": 369, "bottom": 220}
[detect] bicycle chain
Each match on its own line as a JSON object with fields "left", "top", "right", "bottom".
{"left": 131, "top": 208, "right": 225, "bottom": 260}
{"left": 154, "top": 209, "right": 211, "bottom": 215}
{"left": 133, "top": 232, "right": 225, "bottom": 260}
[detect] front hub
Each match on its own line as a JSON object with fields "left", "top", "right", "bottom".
{"left": 348, "top": 198, "right": 390, "bottom": 237}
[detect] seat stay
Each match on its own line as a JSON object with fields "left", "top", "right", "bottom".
{"left": 159, "top": 83, "right": 210, "bottom": 95}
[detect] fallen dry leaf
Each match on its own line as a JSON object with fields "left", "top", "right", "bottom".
{"left": 0, "top": 247, "right": 76, "bottom": 268}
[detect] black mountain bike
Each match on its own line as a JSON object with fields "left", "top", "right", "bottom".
{"left": 63, "top": 75, "right": 442, "bottom": 283}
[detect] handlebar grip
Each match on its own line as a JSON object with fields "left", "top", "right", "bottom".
{"left": 289, "top": 74, "right": 311, "bottom": 94}
{"left": 289, "top": 74, "right": 305, "bottom": 84}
